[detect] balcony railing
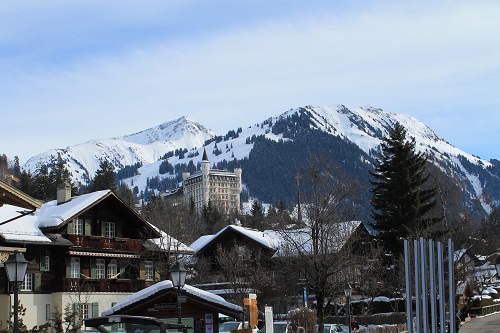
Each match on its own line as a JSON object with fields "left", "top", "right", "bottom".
{"left": 61, "top": 278, "right": 148, "bottom": 293}
{"left": 66, "top": 235, "right": 143, "bottom": 251}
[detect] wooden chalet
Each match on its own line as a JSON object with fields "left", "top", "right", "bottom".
{"left": 190, "top": 224, "right": 277, "bottom": 271}
{"left": 0, "top": 181, "right": 193, "bottom": 329}
{"left": 101, "top": 280, "right": 243, "bottom": 333}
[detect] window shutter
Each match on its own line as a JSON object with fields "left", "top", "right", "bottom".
{"left": 90, "top": 258, "right": 96, "bottom": 279}
{"left": 39, "top": 256, "right": 46, "bottom": 271}
{"left": 34, "top": 272, "right": 42, "bottom": 292}
{"left": 91, "top": 302, "right": 99, "bottom": 318}
{"left": 101, "top": 221, "right": 106, "bottom": 236}
{"left": 116, "top": 224, "right": 122, "bottom": 238}
{"left": 139, "top": 261, "right": 145, "bottom": 280}
{"left": 84, "top": 219, "right": 92, "bottom": 235}
{"left": 68, "top": 220, "right": 74, "bottom": 235}
{"left": 66, "top": 258, "right": 71, "bottom": 278}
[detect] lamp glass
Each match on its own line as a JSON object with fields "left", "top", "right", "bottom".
{"left": 170, "top": 262, "right": 187, "bottom": 289}
{"left": 344, "top": 282, "right": 352, "bottom": 298}
{"left": 4, "top": 251, "right": 29, "bottom": 283}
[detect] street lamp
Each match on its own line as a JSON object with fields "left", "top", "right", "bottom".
{"left": 4, "top": 250, "right": 29, "bottom": 333}
{"left": 344, "top": 283, "right": 352, "bottom": 333}
{"left": 170, "top": 262, "right": 187, "bottom": 331}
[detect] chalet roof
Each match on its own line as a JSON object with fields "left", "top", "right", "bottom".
{"left": 190, "top": 221, "right": 364, "bottom": 257}
{"left": 265, "top": 221, "right": 363, "bottom": 257}
{"left": 102, "top": 280, "right": 243, "bottom": 318}
{"left": 0, "top": 190, "right": 187, "bottom": 247}
{"left": 0, "top": 203, "right": 52, "bottom": 243}
{"left": 0, "top": 180, "right": 41, "bottom": 209}
{"left": 146, "top": 221, "right": 194, "bottom": 254}
{"left": 190, "top": 224, "right": 277, "bottom": 253}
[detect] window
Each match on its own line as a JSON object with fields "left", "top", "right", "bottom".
{"left": 107, "top": 259, "right": 118, "bottom": 278}
{"left": 96, "top": 259, "right": 106, "bottom": 279}
{"left": 70, "top": 257, "right": 80, "bottom": 278}
{"left": 40, "top": 253, "right": 50, "bottom": 272}
{"left": 145, "top": 261, "right": 154, "bottom": 281}
{"left": 73, "top": 219, "right": 83, "bottom": 235}
{"left": 80, "top": 303, "right": 89, "bottom": 320}
{"left": 45, "top": 304, "right": 51, "bottom": 321}
{"left": 20, "top": 273, "right": 33, "bottom": 291}
{"left": 105, "top": 221, "right": 116, "bottom": 238}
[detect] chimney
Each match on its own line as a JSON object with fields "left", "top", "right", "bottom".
{"left": 57, "top": 183, "right": 71, "bottom": 204}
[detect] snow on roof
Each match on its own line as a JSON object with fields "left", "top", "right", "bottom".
{"left": 101, "top": 280, "right": 243, "bottom": 316}
{"left": 190, "top": 235, "right": 213, "bottom": 252}
{"left": 266, "top": 221, "right": 363, "bottom": 256}
{"left": 147, "top": 221, "right": 194, "bottom": 254}
{"left": 0, "top": 204, "right": 51, "bottom": 243}
{"left": 37, "top": 190, "right": 111, "bottom": 228}
{"left": 0, "top": 191, "right": 110, "bottom": 243}
{"left": 0, "top": 190, "right": 182, "bottom": 247}
{"left": 190, "top": 224, "right": 276, "bottom": 253}
{"left": 191, "top": 222, "right": 362, "bottom": 256}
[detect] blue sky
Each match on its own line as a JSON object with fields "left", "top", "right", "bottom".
{"left": 1, "top": 0, "right": 499, "bottom": 163}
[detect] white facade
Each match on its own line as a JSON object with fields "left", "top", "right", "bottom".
{"left": 0, "top": 291, "right": 132, "bottom": 330}
{"left": 182, "top": 150, "right": 242, "bottom": 214}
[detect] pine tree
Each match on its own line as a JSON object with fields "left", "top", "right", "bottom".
{"left": 369, "top": 122, "right": 441, "bottom": 259}
{"left": 91, "top": 160, "right": 117, "bottom": 191}
{"left": 49, "top": 155, "right": 74, "bottom": 195}
{"left": 32, "top": 162, "right": 51, "bottom": 201}
{"left": 249, "top": 200, "right": 264, "bottom": 230}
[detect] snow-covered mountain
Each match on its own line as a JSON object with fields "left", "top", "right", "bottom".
{"left": 23, "top": 105, "right": 500, "bottom": 216}
{"left": 24, "top": 116, "right": 215, "bottom": 185}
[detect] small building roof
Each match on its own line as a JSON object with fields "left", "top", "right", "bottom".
{"left": 190, "top": 224, "right": 277, "bottom": 253}
{"left": 0, "top": 180, "right": 41, "bottom": 209}
{"left": 102, "top": 280, "right": 243, "bottom": 318}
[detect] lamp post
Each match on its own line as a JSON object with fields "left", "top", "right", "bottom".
{"left": 4, "top": 251, "right": 29, "bottom": 333}
{"left": 170, "top": 262, "right": 187, "bottom": 331}
{"left": 344, "top": 283, "right": 352, "bottom": 333}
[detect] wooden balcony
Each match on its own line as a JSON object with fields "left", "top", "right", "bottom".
{"left": 61, "top": 278, "right": 147, "bottom": 293}
{"left": 66, "top": 235, "right": 143, "bottom": 251}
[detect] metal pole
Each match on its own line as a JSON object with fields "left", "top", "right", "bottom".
{"left": 429, "top": 240, "right": 438, "bottom": 333}
{"left": 420, "top": 238, "right": 428, "bottom": 333}
{"left": 177, "top": 288, "right": 182, "bottom": 332}
{"left": 448, "top": 239, "right": 456, "bottom": 333}
{"left": 347, "top": 296, "right": 351, "bottom": 333}
{"left": 404, "top": 240, "right": 413, "bottom": 333}
{"left": 414, "top": 240, "right": 421, "bottom": 333}
{"left": 437, "top": 242, "right": 446, "bottom": 333}
{"left": 13, "top": 281, "right": 19, "bottom": 333}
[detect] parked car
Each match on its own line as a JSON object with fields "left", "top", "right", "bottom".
{"left": 272, "top": 321, "right": 291, "bottom": 333}
{"left": 219, "top": 321, "right": 259, "bottom": 333}
{"left": 315, "top": 324, "right": 346, "bottom": 333}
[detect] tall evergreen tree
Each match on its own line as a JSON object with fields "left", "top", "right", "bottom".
{"left": 32, "top": 162, "right": 51, "bottom": 201}
{"left": 91, "top": 160, "right": 117, "bottom": 191}
{"left": 369, "top": 122, "right": 441, "bottom": 259}
{"left": 249, "top": 200, "right": 264, "bottom": 230}
{"left": 49, "top": 155, "right": 74, "bottom": 195}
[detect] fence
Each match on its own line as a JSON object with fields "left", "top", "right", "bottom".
{"left": 468, "top": 303, "right": 500, "bottom": 317}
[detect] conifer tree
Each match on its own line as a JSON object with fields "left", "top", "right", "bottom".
{"left": 249, "top": 200, "right": 264, "bottom": 230}
{"left": 91, "top": 160, "right": 117, "bottom": 191}
{"left": 369, "top": 122, "right": 441, "bottom": 259}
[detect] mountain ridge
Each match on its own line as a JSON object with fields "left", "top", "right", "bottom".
{"left": 22, "top": 104, "right": 499, "bottom": 216}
